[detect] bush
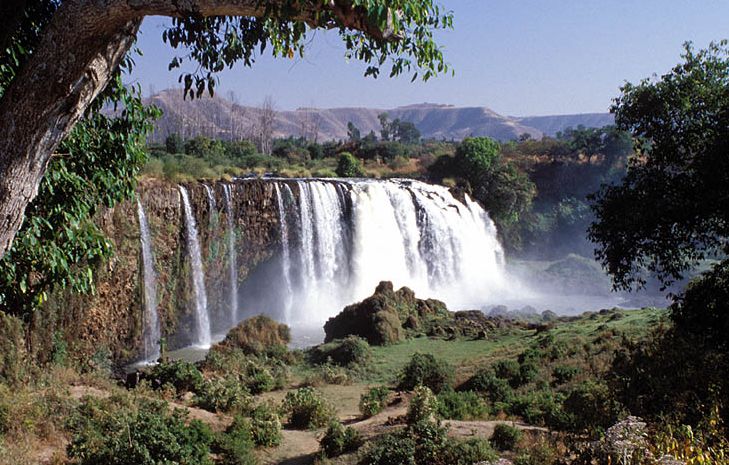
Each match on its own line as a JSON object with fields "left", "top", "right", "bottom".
{"left": 563, "top": 381, "right": 619, "bottom": 433}
{"left": 362, "top": 431, "right": 416, "bottom": 465}
{"left": 308, "top": 336, "right": 371, "bottom": 367}
{"left": 249, "top": 403, "right": 282, "bottom": 447}
{"left": 398, "top": 353, "right": 453, "bottom": 394}
{"left": 513, "top": 439, "right": 558, "bottom": 465}
{"left": 68, "top": 400, "right": 214, "bottom": 465}
{"left": 281, "top": 387, "right": 335, "bottom": 429}
{"left": 552, "top": 365, "right": 580, "bottom": 385}
{"left": 335, "top": 152, "right": 364, "bottom": 177}
{"left": 244, "top": 364, "right": 275, "bottom": 395}
{"left": 490, "top": 423, "right": 523, "bottom": 451}
{"left": 359, "top": 386, "right": 391, "bottom": 418}
{"left": 195, "top": 377, "right": 252, "bottom": 413}
{"left": 407, "top": 385, "right": 438, "bottom": 424}
{"left": 509, "top": 390, "right": 568, "bottom": 428}
{"left": 436, "top": 390, "right": 489, "bottom": 420}
{"left": 446, "top": 437, "right": 498, "bottom": 465}
{"left": 460, "top": 368, "right": 514, "bottom": 403}
{"left": 319, "top": 421, "right": 362, "bottom": 457}
{"left": 215, "top": 416, "right": 256, "bottom": 465}
{"left": 148, "top": 360, "right": 204, "bottom": 394}
{"left": 493, "top": 359, "right": 520, "bottom": 381}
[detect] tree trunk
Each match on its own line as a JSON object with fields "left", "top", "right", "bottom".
{"left": 0, "top": 1, "right": 141, "bottom": 258}
{"left": 0, "top": 0, "right": 389, "bottom": 259}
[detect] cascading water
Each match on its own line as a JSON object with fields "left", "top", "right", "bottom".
{"left": 136, "top": 199, "right": 161, "bottom": 362}
{"left": 223, "top": 184, "right": 239, "bottom": 325}
{"left": 246, "top": 178, "right": 515, "bottom": 326}
{"left": 179, "top": 186, "right": 212, "bottom": 347}
{"left": 274, "top": 183, "right": 295, "bottom": 322}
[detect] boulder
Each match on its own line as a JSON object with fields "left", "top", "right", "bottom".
{"left": 324, "top": 281, "right": 451, "bottom": 345}
{"left": 214, "top": 315, "right": 290, "bottom": 355}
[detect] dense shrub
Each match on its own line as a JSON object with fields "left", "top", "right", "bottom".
{"left": 509, "top": 390, "right": 568, "bottom": 428}
{"left": 552, "top": 365, "right": 581, "bottom": 385}
{"left": 148, "top": 360, "right": 204, "bottom": 394}
{"left": 460, "top": 368, "right": 514, "bottom": 403}
{"left": 362, "top": 431, "right": 417, "bottom": 465}
{"left": 215, "top": 415, "right": 256, "bottom": 465}
{"left": 281, "top": 387, "right": 335, "bottom": 429}
{"left": 493, "top": 359, "right": 520, "bottom": 381}
{"left": 68, "top": 399, "right": 214, "bottom": 465}
{"left": 398, "top": 353, "right": 453, "bottom": 393}
{"left": 319, "top": 421, "right": 362, "bottom": 457}
{"left": 447, "top": 438, "right": 498, "bottom": 465}
{"left": 336, "top": 151, "right": 364, "bottom": 177}
{"left": 244, "top": 364, "right": 276, "bottom": 394}
{"left": 194, "top": 377, "right": 252, "bottom": 413}
{"left": 490, "top": 423, "right": 523, "bottom": 451}
{"left": 308, "top": 336, "right": 371, "bottom": 367}
{"left": 513, "top": 438, "right": 558, "bottom": 465}
{"left": 436, "top": 390, "right": 489, "bottom": 420}
{"left": 249, "top": 403, "right": 282, "bottom": 447}
{"left": 407, "top": 385, "right": 438, "bottom": 424}
{"left": 359, "top": 386, "right": 391, "bottom": 418}
{"left": 563, "top": 381, "right": 619, "bottom": 433}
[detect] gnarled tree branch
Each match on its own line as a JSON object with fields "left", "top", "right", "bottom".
{"left": 0, "top": 0, "right": 390, "bottom": 259}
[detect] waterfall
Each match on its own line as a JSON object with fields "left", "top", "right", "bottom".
{"left": 223, "top": 184, "right": 239, "bottom": 326}
{"left": 274, "top": 183, "right": 294, "bottom": 322}
{"left": 179, "top": 186, "right": 212, "bottom": 347}
{"left": 136, "top": 199, "right": 161, "bottom": 362}
{"left": 254, "top": 178, "right": 513, "bottom": 326}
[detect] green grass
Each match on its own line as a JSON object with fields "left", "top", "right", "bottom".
{"left": 289, "top": 308, "right": 666, "bottom": 388}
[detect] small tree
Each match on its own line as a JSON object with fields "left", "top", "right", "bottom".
{"left": 336, "top": 152, "right": 364, "bottom": 178}
{"left": 165, "top": 133, "right": 184, "bottom": 154}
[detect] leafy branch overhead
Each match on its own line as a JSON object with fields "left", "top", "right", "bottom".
{"left": 162, "top": 0, "right": 454, "bottom": 98}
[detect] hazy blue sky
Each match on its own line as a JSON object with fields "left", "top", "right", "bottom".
{"left": 131, "top": 1, "right": 729, "bottom": 115}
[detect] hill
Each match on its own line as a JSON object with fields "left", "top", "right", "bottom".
{"left": 147, "top": 89, "right": 612, "bottom": 143}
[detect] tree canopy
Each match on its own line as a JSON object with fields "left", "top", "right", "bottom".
{"left": 589, "top": 41, "right": 729, "bottom": 290}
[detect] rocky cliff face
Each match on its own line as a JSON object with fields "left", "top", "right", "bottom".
{"left": 34, "top": 179, "right": 282, "bottom": 365}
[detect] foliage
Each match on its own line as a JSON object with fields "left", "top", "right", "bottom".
{"left": 0, "top": 68, "right": 160, "bottom": 318}
{"left": 490, "top": 423, "right": 523, "bottom": 451}
{"left": 280, "top": 387, "right": 335, "bottom": 429}
{"left": 249, "top": 403, "right": 282, "bottom": 447}
{"left": 336, "top": 151, "right": 364, "bottom": 177}
{"left": 362, "top": 415, "right": 496, "bottom": 465}
{"left": 459, "top": 368, "right": 514, "bottom": 403}
{"left": 215, "top": 415, "right": 256, "bottom": 465}
{"left": 552, "top": 365, "right": 581, "bottom": 385}
{"left": 0, "top": 311, "right": 28, "bottom": 385}
{"left": 162, "top": 1, "right": 453, "bottom": 99}
{"left": 308, "top": 336, "right": 372, "bottom": 367}
{"left": 362, "top": 432, "right": 417, "bottom": 465}
{"left": 148, "top": 360, "right": 204, "bottom": 394}
{"left": 652, "top": 408, "right": 729, "bottom": 465}
{"left": 407, "top": 385, "right": 438, "bottom": 424}
{"left": 589, "top": 41, "right": 729, "bottom": 290}
{"left": 359, "top": 386, "right": 391, "bottom": 418}
{"left": 319, "top": 421, "right": 362, "bottom": 458}
{"left": 436, "top": 390, "right": 489, "bottom": 420}
{"left": 194, "top": 376, "right": 253, "bottom": 413}
{"left": 397, "top": 353, "right": 453, "bottom": 393}
{"left": 68, "top": 398, "right": 214, "bottom": 465}
{"left": 562, "top": 381, "right": 620, "bottom": 434}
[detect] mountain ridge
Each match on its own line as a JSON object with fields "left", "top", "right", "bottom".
{"left": 147, "top": 89, "right": 614, "bottom": 143}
